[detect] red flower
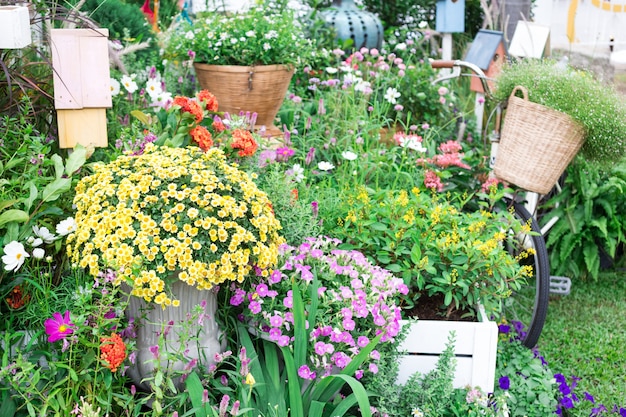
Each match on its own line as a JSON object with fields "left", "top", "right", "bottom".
{"left": 100, "top": 333, "right": 127, "bottom": 372}
{"left": 197, "top": 90, "right": 219, "bottom": 112}
{"left": 172, "top": 96, "right": 203, "bottom": 123}
{"left": 191, "top": 125, "right": 214, "bottom": 151}
{"left": 230, "top": 129, "right": 258, "bottom": 157}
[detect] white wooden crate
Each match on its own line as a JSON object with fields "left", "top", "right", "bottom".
{"left": 396, "top": 318, "right": 499, "bottom": 393}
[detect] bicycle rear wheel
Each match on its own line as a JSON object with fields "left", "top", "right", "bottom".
{"left": 501, "top": 199, "right": 550, "bottom": 348}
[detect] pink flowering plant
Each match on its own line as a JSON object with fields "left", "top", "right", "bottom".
{"left": 228, "top": 235, "right": 408, "bottom": 382}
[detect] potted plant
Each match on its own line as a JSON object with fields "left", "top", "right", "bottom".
{"left": 65, "top": 139, "right": 285, "bottom": 388}
{"left": 492, "top": 58, "right": 626, "bottom": 193}
{"left": 161, "top": 0, "right": 313, "bottom": 136}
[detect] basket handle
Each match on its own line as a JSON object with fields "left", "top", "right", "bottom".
{"left": 510, "top": 85, "right": 529, "bottom": 100}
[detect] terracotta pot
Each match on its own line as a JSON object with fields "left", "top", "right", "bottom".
{"left": 194, "top": 63, "right": 294, "bottom": 137}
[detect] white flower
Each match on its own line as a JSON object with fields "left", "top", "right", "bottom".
{"left": 33, "top": 225, "right": 56, "bottom": 244}
{"left": 120, "top": 74, "right": 138, "bottom": 94}
{"left": 399, "top": 135, "right": 427, "bottom": 152}
{"left": 151, "top": 91, "right": 173, "bottom": 109}
{"left": 341, "top": 151, "right": 358, "bottom": 161}
{"left": 145, "top": 78, "right": 163, "bottom": 99}
{"left": 184, "top": 30, "right": 195, "bottom": 40}
{"left": 411, "top": 408, "right": 424, "bottom": 417}
{"left": 354, "top": 80, "right": 372, "bottom": 94}
{"left": 56, "top": 217, "right": 77, "bottom": 236}
{"left": 418, "top": 21, "right": 428, "bottom": 29}
{"left": 2, "top": 241, "right": 29, "bottom": 272}
{"left": 317, "top": 161, "right": 335, "bottom": 171}
{"left": 245, "top": 30, "right": 255, "bottom": 37}
{"left": 32, "top": 248, "right": 45, "bottom": 260}
{"left": 325, "top": 67, "right": 338, "bottom": 74}
{"left": 27, "top": 236, "right": 43, "bottom": 247}
{"left": 395, "top": 42, "right": 407, "bottom": 51}
{"left": 291, "top": 163, "right": 305, "bottom": 182}
{"left": 264, "top": 30, "right": 278, "bottom": 39}
{"left": 109, "top": 78, "right": 121, "bottom": 96}
{"left": 384, "top": 87, "right": 401, "bottom": 104}
{"left": 263, "top": 43, "right": 271, "bottom": 51}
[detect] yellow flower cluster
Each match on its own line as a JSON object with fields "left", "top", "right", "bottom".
{"left": 67, "top": 144, "right": 285, "bottom": 306}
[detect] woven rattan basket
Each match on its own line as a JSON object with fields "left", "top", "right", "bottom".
{"left": 193, "top": 63, "right": 294, "bottom": 137}
{"left": 494, "top": 86, "right": 586, "bottom": 194}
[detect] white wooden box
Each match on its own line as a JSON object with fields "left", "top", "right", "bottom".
{"left": 0, "top": 6, "right": 32, "bottom": 49}
{"left": 397, "top": 318, "right": 499, "bottom": 393}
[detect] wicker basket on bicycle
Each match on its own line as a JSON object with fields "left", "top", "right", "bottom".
{"left": 494, "top": 85, "right": 585, "bottom": 195}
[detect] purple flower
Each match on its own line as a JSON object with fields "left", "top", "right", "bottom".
{"left": 276, "top": 147, "right": 295, "bottom": 162}
{"left": 342, "top": 319, "right": 355, "bottom": 331}
{"left": 269, "top": 315, "right": 283, "bottom": 327}
{"left": 498, "top": 323, "right": 511, "bottom": 334}
{"left": 256, "top": 283, "right": 267, "bottom": 297}
{"left": 269, "top": 327, "right": 282, "bottom": 341}
{"left": 314, "top": 342, "right": 327, "bottom": 355}
{"left": 298, "top": 365, "right": 316, "bottom": 380}
{"left": 44, "top": 311, "right": 75, "bottom": 343}
{"left": 357, "top": 336, "right": 370, "bottom": 347}
{"left": 498, "top": 375, "right": 510, "bottom": 390}
{"left": 305, "top": 147, "right": 316, "bottom": 165}
{"left": 583, "top": 392, "right": 595, "bottom": 403}
{"left": 149, "top": 345, "right": 159, "bottom": 359}
{"left": 248, "top": 301, "right": 262, "bottom": 314}
{"left": 269, "top": 269, "right": 282, "bottom": 284}
{"left": 331, "top": 352, "right": 350, "bottom": 369}
{"left": 230, "top": 289, "right": 246, "bottom": 306}
{"left": 369, "top": 363, "right": 378, "bottom": 374}
{"left": 277, "top": 335, "right": 290, "bottom": 347}
{"left": 560, "top": 397, "right": 574, "bottom": 409}
{"left": 283, "top": 296, "right": 293, "bottom": 308}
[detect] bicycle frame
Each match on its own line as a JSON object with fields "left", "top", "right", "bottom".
{"left": 430, "top": 59, "right": 570, "bottom": 296}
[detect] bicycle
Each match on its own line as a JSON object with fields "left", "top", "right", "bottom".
{"left": 429, "top": 59, "right": 559, "bottom": 349}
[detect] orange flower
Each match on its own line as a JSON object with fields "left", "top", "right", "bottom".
{"left": 212, "top": 119, "right": 226, "bottom": 133}
{"left": 191, "top": 125, "right": 214, "bottom": 151}
{"left": 173, "top": 96, "right": 203, "bottom": 123}
{"left": 100, "top": 333, "right": 127, "bottom": 372}
{"left": 230, "top": 129, "right": 258, "bottom": 157}
{"left": 197, "top": 90, "right": 219, "bottom": 112}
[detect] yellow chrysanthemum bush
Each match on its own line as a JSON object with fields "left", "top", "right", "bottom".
{"left": 66, "top": 143, "right": 284, "bottom": 306}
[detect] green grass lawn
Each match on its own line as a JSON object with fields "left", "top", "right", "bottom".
{"left": 538, "top": 270, "right": 626, "bottom": 412}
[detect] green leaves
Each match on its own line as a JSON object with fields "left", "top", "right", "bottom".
{"left": 544, "top": 159, "right": 626, "bottom": 280}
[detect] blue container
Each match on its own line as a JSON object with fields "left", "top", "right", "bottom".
{"left": 321, "top": 0, "right": 384, "bottom": 51}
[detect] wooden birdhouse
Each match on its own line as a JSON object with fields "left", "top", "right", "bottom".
{"left": 436, "top": 0, "right": 465, "bottom": 33}
{"left": 50, "top": 28, "right": 112, "bottom": 149}
{"left": 0, "top": 6, "right": 32, "bottom": 49}
{"left": 464, "top": 30, "right": 507, "bottom": 94}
